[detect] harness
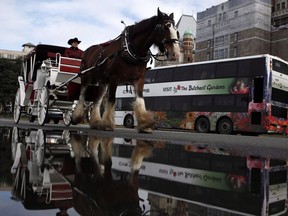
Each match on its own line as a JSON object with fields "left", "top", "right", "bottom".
{"left": 121, "top": 26, "right": 152, "bottom": 64}
{"left": 63, "top": 19, "right": 178, "bottom": 85}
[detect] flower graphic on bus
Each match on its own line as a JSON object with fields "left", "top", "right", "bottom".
{"left": 230, "top": 79, "right": 250, "bottom": 94}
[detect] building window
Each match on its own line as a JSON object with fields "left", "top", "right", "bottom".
{"left": 223, "top": 12, "right": 227, "bottom": 20}
{"left": 277, "top": 3, "right": 280, "bottom": 10}
{"left": 282, "top": 2, "right": 285, "bottom": 9}
{"left": 233, "top": 46, "right": 238, "bottom": 57}
{"left": 234, "top": 11, "right": 238, "bottom": 17}
{"left": 208, "top": 20, "right": 211, "bottom": 26}
{"left": 207, "top": 39, "right": 211, "bottom": 48}
{"left": 234, "top": 32, "right": 238, "bottom": 42}
{"left": 219, "top": 13, "right": 222, "bottom": 21}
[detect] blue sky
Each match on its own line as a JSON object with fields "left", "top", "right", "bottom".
{"left": 0, "top": 0, "right": 226, "bottom": 51}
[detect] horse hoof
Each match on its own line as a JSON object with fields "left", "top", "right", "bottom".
{"left": 138, "top": 127, "right": 153, "bottom": 134}
{"left": 104, "top": 127, "right": 114, "bottom": 131}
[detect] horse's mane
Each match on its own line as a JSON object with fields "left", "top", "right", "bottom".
{"left": 129, "top": 15, "right": 158, "bottom": 36}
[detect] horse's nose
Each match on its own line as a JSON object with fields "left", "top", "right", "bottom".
{"left": 172, "top": 52, "right": 179, "bottom": 61}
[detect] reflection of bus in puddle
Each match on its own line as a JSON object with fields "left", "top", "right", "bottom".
{"left": 112, "top": 138, "right": 288, "bottom": 216}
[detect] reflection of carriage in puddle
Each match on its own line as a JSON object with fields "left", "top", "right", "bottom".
{"left": 13, "top": 44, "right": 97, "bottom": 126}
{"left": 10, "top": 127, "right": 74, "bottom": 208}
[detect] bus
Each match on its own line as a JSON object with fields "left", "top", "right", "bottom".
{"left": 115, "top": 54, "right": 288, "bottom": 134}
{"left": 111, "top": 138, "right": 288, "bottom": 216}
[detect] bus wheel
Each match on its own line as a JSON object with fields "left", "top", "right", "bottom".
{"left": 124, "top": 115, "right": 134, "bottom": 128}
{"left": 195, "top": 117, "right": 210, "bottom": 133}
{"left": 217, "top": 118, "right": 233, "bottom": 134}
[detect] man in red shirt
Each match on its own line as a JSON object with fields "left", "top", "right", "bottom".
{"left": 64, "top": 37, "right": 84, "bottom": 59}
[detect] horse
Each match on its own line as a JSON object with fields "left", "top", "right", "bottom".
{"left": 72, "top": 8, "right": 180, "bottom": 133}
{"left": 70, "top": 133, "right": 153, "bottom": 215}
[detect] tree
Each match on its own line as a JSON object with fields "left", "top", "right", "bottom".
{"left": 0, "top": 58, "right": 21, "bottom": 105}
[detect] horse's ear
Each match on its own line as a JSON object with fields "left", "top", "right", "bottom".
{"left": 157, "top": 7, "right": 163, "bottom": 19}
{"left": 169, "top": 13, "right": 174, "bottom": 20}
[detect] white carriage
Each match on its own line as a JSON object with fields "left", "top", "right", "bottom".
{"left": 13, "top": 44, "right": 96, "bottom": 126}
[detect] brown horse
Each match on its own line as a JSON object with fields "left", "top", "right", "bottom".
{"left": 72, "top": 8, "right": 180, "bottom": 133}
{"left": 70, "top": 134, "right": 153, "bottom": 215}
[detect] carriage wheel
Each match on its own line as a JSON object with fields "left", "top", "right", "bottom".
{"left": 13, "top": 88, "right": 21, "bottom": 124}
{"left": 38, "top": 86, "right": 49, "bottom": 126}
{"left": 11, "top": 127, "right": 19, "bottom": 160}
{"left": 35, "top": 129, "right": 45, "bottom": 167}
{"left": 63, "top": 110, "right": 72, "bottom": 126}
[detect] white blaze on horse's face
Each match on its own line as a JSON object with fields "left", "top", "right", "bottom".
{"left": 165, "top": 22, "right": 180, "bottom": 61}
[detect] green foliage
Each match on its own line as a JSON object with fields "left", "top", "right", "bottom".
{"left": 0, "top": 58, "right": 21, "bottom": 104}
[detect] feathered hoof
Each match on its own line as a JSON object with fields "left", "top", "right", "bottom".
{"left": 101, "top": 122, "right": 115, "bottom": 131}
{"left": 72, "top": 116, "right": 83, "bottom": 125}
{"left": 104, "top": 127, "right": 114, "bottom": 131}
{"left": 90, "top": 123, "right": 101, "bottom": 130}
{"left": 138, "top": 127, "right": 153, "bottom": 134}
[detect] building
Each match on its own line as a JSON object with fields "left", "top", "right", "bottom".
{"left": 0, "top": 43, "right": 35, "bottom": 59}
{"left": 195, "top": 0, "right": 272, "bottom": 62}
{"left": 271, "top": 0, "right": 288, "bottom": 61}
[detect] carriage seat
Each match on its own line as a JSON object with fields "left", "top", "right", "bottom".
{"left": 51, "top": 56, "right": 82, "bottom": 85}
{"left": 58, "top": 57, "right": 81, "bottom": 73}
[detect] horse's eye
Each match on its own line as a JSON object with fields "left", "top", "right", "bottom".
{"left": 166, "top": 23, "right": 171, "bottom": 28}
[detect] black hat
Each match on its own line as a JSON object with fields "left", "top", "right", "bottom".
{"left": 67, "top": 37, "right": 81, "bottom": 45}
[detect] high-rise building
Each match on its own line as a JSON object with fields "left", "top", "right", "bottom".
{"left": 195, "top": 0, "right": 272, "bottom": 62}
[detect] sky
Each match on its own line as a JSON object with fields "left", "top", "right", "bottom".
{"left": 0, "top": 0, "right": 226, "bottom": 51}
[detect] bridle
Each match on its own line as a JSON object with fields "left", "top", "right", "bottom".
{"left": 121, "top": 19, "right": 179, "bottom": 63}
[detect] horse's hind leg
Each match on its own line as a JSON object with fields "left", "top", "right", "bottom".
{"left": 100, "top": 84, "right": 117, "bottom": 131}
{"left": 89, "top": 85, "right": 107, "bottom": 129}
{"left": 72, "top": 85, "right": 88, "bottom": 124}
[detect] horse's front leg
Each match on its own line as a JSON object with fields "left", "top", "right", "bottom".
{"left": 72, "top": 84, "right": 88, "bottom": 124}
{"left": 133, "top": 79, "right": 154, "bottom": 133}
{"left": 100, "top": 84, "right": 117, "bottom": 131}
{"left": 89, "top": 84, "right": 107, "bottom": 129}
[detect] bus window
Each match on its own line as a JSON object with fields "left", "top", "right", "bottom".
{"left": 254, "top": 77, "right": 264, "bottom": 103}
{"left": 194, "top": 63, "right": 216, "bottom": 80}
{"left": 116, "top": 98, "right": 133, "bottom": 111}
{"left": 171, "top": 96, "right": 192, "bottom": 111}
{"left": 271, "top": 88, "right": 288, "bottom": 104}
{"left": 217, "top": 62, "right": 237, "bottom": 78}
{"left": 145, "top": 69, "right": 157, "bottom": 83}
{"left": 214, "top": 95, "right": 235, "bottom": 107}
{"left": 273, "top": 59, "right": 288, "bottom": 76}
{"left": 173, "top": 66, "right": 193, "bottom": 81}
{"left": 238, "top": 59, "right": 251, "bottom": 77}
{"left": 145, "top": 97, "right": 154, "bottom": 110}
{"left": 250, "top": 58, "right": 266, "bottom": 76}
{"left": 154, "top": 97, "right": 171, "bottom": 111}
{"left": 238, "top": 58, "right": 265, "bottom": 77}
{"left": 192, "top": 95, "right": 213, "bottom": 108}
{"left": 235, "top": 95, "right": 249, "bottom": 112}
{"left": 156, "top": 68, "right": 173, "bottom": 83}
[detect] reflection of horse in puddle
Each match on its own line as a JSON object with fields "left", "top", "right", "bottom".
{"left": 70, "top": 134, "right": 152, "bottom": 215}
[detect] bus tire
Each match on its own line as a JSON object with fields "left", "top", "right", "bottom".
{"left": 217, "top": 118, "right": 233, "bottom": 134}
{"left": 195, "top": 117, "right": 210, "bottom": 133}
{"left": 124, "top": 115, "right": 134, "bottom": 128}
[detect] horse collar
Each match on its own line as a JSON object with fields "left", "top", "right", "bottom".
{"left": 121, "top": 26, "right": 151, "bottom": 64}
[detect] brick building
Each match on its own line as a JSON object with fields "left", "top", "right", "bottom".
{"left": 195, "top": 0, "right": 272, "bottom": 62}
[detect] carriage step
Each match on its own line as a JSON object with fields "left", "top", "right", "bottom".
{"left": 51, "top": 101, "right": 74, "bottom": 109}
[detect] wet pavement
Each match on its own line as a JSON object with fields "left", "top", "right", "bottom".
{"left": 0, "top": 122, "right": 288, "bottom": 216}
